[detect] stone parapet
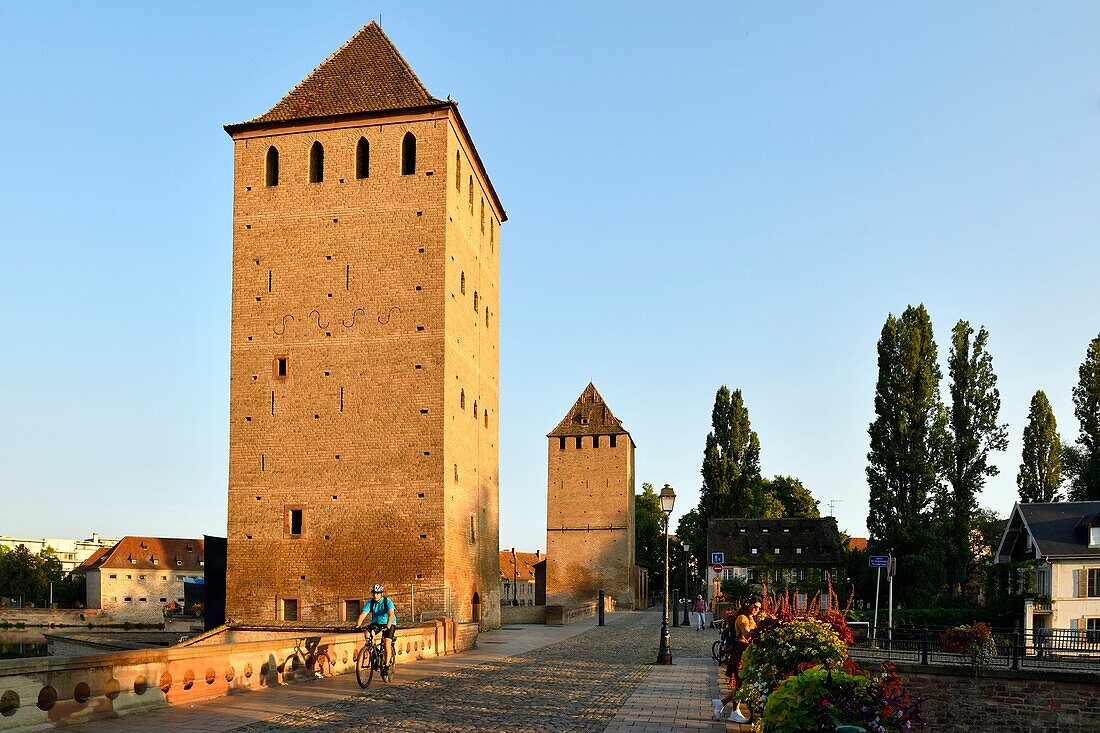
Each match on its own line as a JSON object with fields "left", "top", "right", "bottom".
{"left": 0, "top": 619, "right": 455, "bottom": 732}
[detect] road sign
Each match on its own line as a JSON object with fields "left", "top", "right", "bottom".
{"left": 869, "top": 555, "right": 889, "bottom": 568}
{"left": 711, "top": 552, "right": 724, "bottom": 564}
{"left": 712, "top": 564, "right": 723, "bottom": 574}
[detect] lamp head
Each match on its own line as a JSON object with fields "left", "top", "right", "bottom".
{"left": 659, "top": 484, "right": 676, "bottom": 515}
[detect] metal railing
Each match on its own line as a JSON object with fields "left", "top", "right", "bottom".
{"left": 849, "top": 626, "right": 1100, "bottom": 674}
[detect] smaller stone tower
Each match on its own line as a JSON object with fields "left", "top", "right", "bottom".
{"left": 546, "top": 383, "right": 636, "bottom": 608}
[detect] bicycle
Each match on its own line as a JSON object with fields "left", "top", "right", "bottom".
{"left": 712, "top": 624, "right": 735, "bottom": 664}
{"left": 355, "top": 627, "right": 395, "bottom": 688}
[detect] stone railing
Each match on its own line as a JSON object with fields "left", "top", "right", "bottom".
{"left": 501, "top": 605, "right": 547, "bottom": 625}
{"left": 0, "top": 619, "right": 456, "bottom": 732}
{"left": 545, "top": 597, "right": 616, "bottom": 626}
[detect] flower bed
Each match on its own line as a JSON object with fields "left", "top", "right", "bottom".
{"left": 732, "top": 584, "right": 922, "bottom": 732}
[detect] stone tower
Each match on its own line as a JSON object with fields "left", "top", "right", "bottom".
{"left": 546, "top": 383, "right": 636, "bottom": 608}
{"left": 223, "top": 23, "right": 505, "bottom": 630}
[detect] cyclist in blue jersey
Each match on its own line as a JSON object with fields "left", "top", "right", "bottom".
{"left": 356, "top": 583, "right": 397, "bottom": 673}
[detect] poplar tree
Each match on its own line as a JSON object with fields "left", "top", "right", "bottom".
{"left": 1017, "top": 390, "right": 1063, "bottom": 503}
{"left": 1066, "top": 334, "right": 1100, "bottom": 501}
{"left": 700, "top": 386, "right": 761, "bottom": 518}
{"left": 940, "top": 321, "right": 1008, "bottom": 595}
{"left": 866, "top": 305, "right": 944, "bottom": 604}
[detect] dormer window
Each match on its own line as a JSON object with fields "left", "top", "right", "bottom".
{"left": 176, "top": 560, "right": 183, "bottom": 567}
{"left": 739, "top": 528, "right": 746, "bottom": 534}
{"left": 762, "top": 528, "right": 769, "bottom": 533}
{"left": 750, "top": 547, "right": 758, "bottom": 555}
{"left": 1091, "top": 526, "right": 1100, "bottom": 547}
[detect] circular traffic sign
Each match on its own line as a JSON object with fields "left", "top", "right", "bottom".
{"left": 712, "top": 564, "right": 723, "bottom": 574}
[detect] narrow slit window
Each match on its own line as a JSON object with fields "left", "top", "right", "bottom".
{"left": 460, "top": 389, "right": 465, "bottom": 410}
{"left": 289, "top": 509, "right": 303, "bottom": 536}
{"left": 480, "top": 198, "right": 485, "bottom": 233}
{"left": 468, "top": 176, "right": 473, "bottom": 211}
{"left": 473, "top": 291, "right": 478, "bottom": 312}
{"left": 473, "top": 400, "right": 478, "bottom": 418}
{"left": 470, "top": 515, "right": 476, "bottom": 543}
{"left": 401, "top": 132, "right": 416, "bottom": 175}
{"left": 610, "top": 434, "right": 617, "bottom": 448}
{"left": 593, "top": 435, "right": 600, "bottom": 448}
{"left": 575, "top": 436, "right": 582, "bottom": 449}
{"left": 455, "top": 151, "right": 461, "bottom": 190}
{"left": 484, "top": 410, "right": 489, "bottom": 428}
{"left": 355, "top": 137, "right": 370, "bottom": 179}
{"left": 345, "top": 264, "right": 350, "bottom": 290}
{"left": 485, "top": 309, "right": 490, "bottom": 328}
{"left": 309, "top": 141, "right": 324, "bottom": 183}
{"left": 275, "top": 356, "right": 288, "bottom": 378}
{"left": 559, "top": 437, "right": 566, "bottom": 450}
{"left": 460, "top": 272, "right": 465, "bottom": 294}
{"left": 339, "top": 387, "right": 344, "bottom": 413}
{"left": 265, "top": 146, "right": 279, "bottom": 186}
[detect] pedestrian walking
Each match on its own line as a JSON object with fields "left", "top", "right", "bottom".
{"left": 712, "top": 597, "right": 761, "bottom": 724}
{"left": 692, "top": 594, "right": 707, "bottom": 631}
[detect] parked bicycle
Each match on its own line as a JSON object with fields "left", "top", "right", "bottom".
{"left": 711, "top": 622, "right": 735, "bottom": 664}
{"left": 355, "top": 627, "right": 394, "bottom": 688}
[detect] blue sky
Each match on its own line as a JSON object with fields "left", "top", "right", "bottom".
{"left": 1, "top": 3, "right": 1098, "bottom": 550}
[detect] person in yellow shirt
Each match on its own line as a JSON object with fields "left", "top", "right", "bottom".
{"left": 712, "top": 597, "right": 761, "bottom": 723}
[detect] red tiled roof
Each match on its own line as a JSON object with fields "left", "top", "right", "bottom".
{"left": 499, "top": 550, "right": 543, "bottom": 582}
{"left": 72, "top": 537, "right": 204, "bottom": 574}
{"left": 548, "top": 383, "right": 629, "bottom": 438}
{"left": 241, "top": 22, "right": 442, "bottom": 127}
{"left": 848, "top": 537, "right": 868, "bottom": 552}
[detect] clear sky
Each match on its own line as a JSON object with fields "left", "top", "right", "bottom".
{"left": 2, "top": 3, "right": 1098, "bottom": 551}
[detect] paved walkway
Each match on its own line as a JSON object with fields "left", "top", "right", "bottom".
{"left": 73, "top": 610, "right": 725, "bottom": 732}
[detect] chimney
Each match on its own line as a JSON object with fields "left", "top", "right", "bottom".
{"left": 536, "top": 550, "right": 541, "bottom": 559}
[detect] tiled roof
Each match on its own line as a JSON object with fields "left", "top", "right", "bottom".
{"left": 1016, "top": 501, "right": 1100, "bottom": 558}
{"left": 707, "top": 518, "right": 844, "bottom": 566}
{"left": 848, "top": 537, "right": 868, "bottom": 552}
{"left": 72, "top": 536, "right": 205, "bottom": 573}
{"left": 548, "top": 383, "right": 629, "bottom": 438}
{"left": 499, "top": 550, "right": 543, "bottom": 582}
{"left": 241, "top": 22, "right": 442, "bottom": 127}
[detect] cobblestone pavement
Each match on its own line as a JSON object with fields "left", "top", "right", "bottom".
{"left": 227, "top": 611, "right": 722, "bottom": 732}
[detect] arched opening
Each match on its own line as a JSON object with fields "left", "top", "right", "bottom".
{"left": 472, "top": 592, "right": 481, "bottom": 625}
{"left": 401, "top": 132, "right": 416, "bottom": 175}
{"left": 309, "top": 142, "right": 324, "bottom": 183}
{"left": 265, "top": 147, "right": 279, "bottom": 187}
{"left": 355, "top": 138, "right": 369, "bottom": 179}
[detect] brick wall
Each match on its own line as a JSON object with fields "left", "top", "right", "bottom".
{"left": 225, "top": 106, "right": 501, "bottom": 629}
{"left": 546, "top": 433, "right": 635, "bottom": 607}
{"left": 896, "top": 664, "right": 1100, "bottom": 732}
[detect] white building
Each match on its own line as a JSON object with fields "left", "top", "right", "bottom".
{"left": 72, "top": 536, "right": 204, "bottom": 623}
{"left": 995, "top": 501, "right": 1100, "bottom": 639}
{"left": 0, "top": 533, "right": 119, "bottom": 575}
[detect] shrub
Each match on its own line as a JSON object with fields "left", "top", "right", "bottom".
{"left": 737, "top": 618, "right": 848, "bottom": 713}
{"left": 764, "top": 664, "right": 922, "bottom": 733}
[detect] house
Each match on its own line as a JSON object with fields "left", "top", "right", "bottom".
{"left": 72, "top": 537, "right": 205, "bottom": 623}
{"left": 500, "top": 550, "right": 543, "bottom": 607}
{"left": 995, "top": 501, "right": 1100, "bottom": 638}
{"left": 707, "top": 517, "right": 845, "bottom": 607}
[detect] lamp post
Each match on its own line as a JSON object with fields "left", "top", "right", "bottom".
{"left": 656, "top": 483, "right": 676, "bottom": 665}
{"left": 512, "top": 547, "right": 518, "bottom": 606}
{"left": 682, "top": 541, "right": 691, "bottom": 626}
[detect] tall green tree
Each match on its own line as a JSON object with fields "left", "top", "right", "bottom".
{"left": 1066, "top": 334, "right": 1100, "bottom": 501}
{"left": 700, "top": 386, "right": 761, "bottom": 518}
{"left": 1017, "top": 390, "right": 1063, "bottom": 503}
{"left": 940, "top": 321, "right": 1008, "bottom": 595}
{"left": 866, "top": 304, "right": 945, "bottom": 604}
{"left": 635, "top": 482, "right": 665, "bottom": 595}
{"left": 761, "top": 475, "right": 820, "bottom": 518}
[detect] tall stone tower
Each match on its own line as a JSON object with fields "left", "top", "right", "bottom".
{"left": 546, "top": 383, "right": 636, "bottom": 608}
{"left": 223, "top": 23, "right": 504, "bottom": 629}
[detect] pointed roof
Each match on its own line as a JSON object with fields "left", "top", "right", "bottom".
{"left": 240, "top": 22, "right": 443, "bottom": 127}
{"left": 72, "top": 536, "right": 205, "bottom": 574}
{"left": 548, "top": 383, "right": 630, "bottom": 438}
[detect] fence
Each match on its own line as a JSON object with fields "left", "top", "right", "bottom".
{"left": 850, "top": 626, "right": 1100, "bottom": 674}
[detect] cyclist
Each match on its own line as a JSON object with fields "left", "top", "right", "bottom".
{"left": 356, "top": 583, "right": 397, "bottom": 676}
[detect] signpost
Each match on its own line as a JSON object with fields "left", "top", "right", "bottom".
{"left": 711, "top": 552, "right": 724, "bottom": 565}
{"left": 869, "top": 555, "right": 888, "bottom": 644}
{"left": 712, "top": 564, "right": 723, "bottom": 575}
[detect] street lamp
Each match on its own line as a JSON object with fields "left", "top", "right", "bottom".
{"left": 656, "top": 483, "right": 676, "bottom": 665}
{"left": 682, "top": 541, "right": 691, "bottom": 626}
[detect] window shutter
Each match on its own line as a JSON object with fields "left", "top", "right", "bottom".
{"left": 1078, "top": 568, "right": 1088, "bottom": 598}
{"left": 1080, "top": 617, "right": 1088, "bottom": 640}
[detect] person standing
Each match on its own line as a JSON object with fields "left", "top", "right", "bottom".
{"left": 692, "top": 594, "right": 707, "bottom": 631}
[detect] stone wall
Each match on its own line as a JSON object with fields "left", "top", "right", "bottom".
{"left": 0, "top": 620, "right": 453, "bottom": 732}
{"left": 500, "top": 605, "right": 546, "bottom": 625}
{"left": 0, "top": 609, "right": 116, "bottom": 629}
{"left": 894, "top": 663, "right": 1100, "bottom": 733}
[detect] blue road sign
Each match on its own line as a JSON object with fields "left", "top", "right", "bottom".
{"left": 869, "top": 555, "right": 889, "bottom": 568}
{"left": 711, "top": 552, "right": 724, "bottom": 565}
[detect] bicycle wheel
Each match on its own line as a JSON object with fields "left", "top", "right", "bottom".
{"left": 712, "top": 640, "right": 723, "bottom": 662}
{"left": 355, "top": 645, "right": 375, "bottom": 688}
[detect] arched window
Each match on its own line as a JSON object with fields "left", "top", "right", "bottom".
{"left": 460, "top": 389, "right": 465, "bottom": 410}
{"left": 355, "top": 138, "right": 369, "bottom": 179}
{"left": 265, "top": 147, "right": 279, "bottom": 187}
{"left": 401, "top": 132, "right": 416, "bottom": 175}
{"left": 460, "top": 272, "right": 465, "bottom": 294}
{"left": 455, "top": 151, "right": 461, "bottom": 190}
{"left": 309, "top": 141, "right": 324, "bottom": 183}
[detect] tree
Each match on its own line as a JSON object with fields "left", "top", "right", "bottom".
{"left": 940, "top": 321, "right": 1008, "bottom": 595}
{"left": 0, "top": 544, "right": 47, "bottom": 604}
{"left": 1017, "top": 390, "right": 1063, "bottom": 503}
{"left": 676, "top": 508, "right": 706, "bottom": 595}
{"left": 700, "top": 386, "right": 762, "bottom": 518}
{"left": 866, "top": 305, "right": 945, "bottom": 605}
{"left": 762, "top": 475, "right": 821, "bottom": 518}
{"left": 1066, "top": 334, "right": 1100, "bottom": 501}
{"left": 635, "top": 483, "right": 665, "bottom": 595}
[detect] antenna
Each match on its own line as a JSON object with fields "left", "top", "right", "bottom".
{"left": 827, "top": 499, "right": 841, "bottom": 517}
{"left": 378, "top": 13, "right": 382, "bottom": 27}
